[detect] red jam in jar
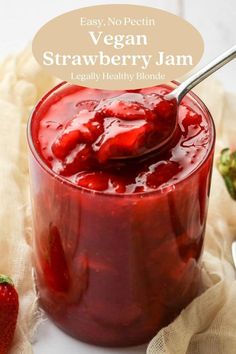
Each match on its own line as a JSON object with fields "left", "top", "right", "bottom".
{"left": 28, "top": 83, "right": 215, "bottom": 347}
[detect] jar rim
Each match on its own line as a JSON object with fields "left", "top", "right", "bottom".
{"left": 27, "top": 81, "right": 216, "bottom": 199}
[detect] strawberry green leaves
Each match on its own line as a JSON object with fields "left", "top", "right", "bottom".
{"left": 218, "top": 148, "right": 236, "bottom": 200}
{"left": 0, "top": 275, "right": 19, "bottom": 354}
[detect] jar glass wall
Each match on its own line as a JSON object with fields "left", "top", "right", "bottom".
{"left": 27, "top": 83, "right": 215, "bottom": 347}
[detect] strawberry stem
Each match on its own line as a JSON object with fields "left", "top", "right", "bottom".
{"left": 0, "top": 274, "right": 14, "bottom": 286}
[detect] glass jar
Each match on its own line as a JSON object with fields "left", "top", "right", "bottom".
{"left": 27, "top": 82, "right": 215, "bottom": 347}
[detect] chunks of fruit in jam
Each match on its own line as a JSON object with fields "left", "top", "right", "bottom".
{"left": 51, "top": 92, "right": 177, "bottom": 169}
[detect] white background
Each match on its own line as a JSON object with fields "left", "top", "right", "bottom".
{"left": 0, "top": 1, "right": 235, "bottom": 353}
{"left": 0, "top": 0, "right": 236, "bottom": 91}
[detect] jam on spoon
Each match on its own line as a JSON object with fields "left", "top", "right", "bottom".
{"left": 51, "top": 92, "right": 177, "bottom": 164}
{"left": 36, "top": 84, "right": 210, "bottom": 194}
{"left": 51, "top": 45, "right": 236, "bottom": 167}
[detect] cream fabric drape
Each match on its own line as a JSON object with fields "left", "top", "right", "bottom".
{"left": 0, "top": 47, "right": 58, "bottom": 354}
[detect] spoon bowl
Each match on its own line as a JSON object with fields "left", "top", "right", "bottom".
{"left": 112, "top": 45, "right": 236, "bottom": 161}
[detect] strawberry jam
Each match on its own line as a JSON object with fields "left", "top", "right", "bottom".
{"left": 28, "top": 83, "right": 215, "bottom": 347}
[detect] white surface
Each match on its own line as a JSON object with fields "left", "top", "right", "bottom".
{"left": 33, "top": 319, "right": 146, "bottom": 354}
{"left": 0, "top": 1, "right": 235, "bottom": 353}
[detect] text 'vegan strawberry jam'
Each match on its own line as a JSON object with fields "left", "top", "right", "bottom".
{"left": 28, "top": 82, "right": 215, "bottom": 347}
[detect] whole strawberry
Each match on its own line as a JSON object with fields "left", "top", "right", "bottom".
{"left": 0, "top": 275, "right": 19, "bottom": 354}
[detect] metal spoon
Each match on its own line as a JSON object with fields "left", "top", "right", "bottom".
{"left": 166, "top": 45, "right": 236, "bottom": 103}
{"left": 115, "top": 45, "right": 236, "bottom": 160}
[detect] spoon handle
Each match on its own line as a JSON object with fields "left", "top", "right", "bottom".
{"left": 169, "top": 45, "right": 236, "bottom": 103}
